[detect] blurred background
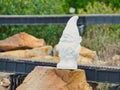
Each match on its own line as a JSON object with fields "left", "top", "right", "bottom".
{"left": 0, "top": 0, "right": 120, "bottom": 89}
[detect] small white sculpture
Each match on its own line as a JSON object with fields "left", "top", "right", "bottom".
{"left": 57, "top": 16, "right": 82, "bottom": 69}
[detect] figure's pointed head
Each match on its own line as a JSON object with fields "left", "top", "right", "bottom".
{"left": 60, "top": 15, "right": 82, "bottom": 43}
{"left": 56, "top": 16, "right": 82, "bottom": 70}
{"left": 67, "top": 16, "right": 79, "bottom": 26}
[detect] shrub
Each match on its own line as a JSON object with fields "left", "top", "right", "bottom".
{"left": 0, "top": 25, "right": 65, "bottom": 46}
{"left": 0, "top": 0, "right": 66, "bottom": 15}
{"left": 64, "top": 0, "right": 120, "bottom": 13}
{"left": 0, "top": 0, "right": 66, "bottom": 46}
{"left": 78, "top": 1, "right": 120, "bottom": 14}
{"left": 77, "top": 2, "right": 120, "bottom": 60}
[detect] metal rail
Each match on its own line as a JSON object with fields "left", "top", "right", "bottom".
{"left": 0, "top": 15, "right": 120, "bottom": 84}
{"left": 0, "top": 57, "right": 119, "bottom": 84}
{"left": 0, "top": 14, "right": 120, "bottom": 25}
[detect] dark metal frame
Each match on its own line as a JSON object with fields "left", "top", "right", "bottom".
{"left": 0, "top": 57, "right": 120, "bottom": 84}
{"left": 0, "top": 15, "right": 120, "bottom": 84}
{"left": 0, "top": 14, "right": 120, "bottom": 25}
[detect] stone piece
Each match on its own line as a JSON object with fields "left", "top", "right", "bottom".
{"left": 16, "top": 66, "right": 92, "bottom": 90}
{"left": 0, "top": 32, "right": 45, "bottom": 51}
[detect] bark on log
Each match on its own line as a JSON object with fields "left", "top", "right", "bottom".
{"left": 16, "top": 66, "right": 92, "bottom": 90}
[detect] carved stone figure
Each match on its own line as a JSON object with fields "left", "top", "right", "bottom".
{"left": 57, "top": 16, "right": 82, "bottom": 69}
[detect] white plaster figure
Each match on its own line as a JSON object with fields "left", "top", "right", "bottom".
{"left": 57, "top": 16, "right": 82, "bottom": 69}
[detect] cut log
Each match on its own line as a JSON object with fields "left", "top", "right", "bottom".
{"left": 16, "top": 66, "right": 92, "bottom": 90}
{"left": 0, "top": 46, "right": 52, "bottom": 58}
{"left": 0, "top": 32, "right": 45, "bottom": 51}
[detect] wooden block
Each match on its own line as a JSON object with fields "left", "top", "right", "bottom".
{"left": 16, "top": 66, "right": 92, "bottom": 90}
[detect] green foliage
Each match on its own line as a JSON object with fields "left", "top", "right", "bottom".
{"left": 0, "top": 0, "right": 66, "bottom": 46}
{"left": 78, "top": 1, "right": 120, "bottom": 14}
{"left": 82, "top": 24, "right": 120, "bottom": 58}
{"left": 0, "top": 25, "right": 64, "bottom": 46}
{"left": 0, "top": 0, "right": 120, "bottom": 53}
{"left": 97, "top": 0, "right": 120, "bottom": 8}
{"left": 64, "top": 0, "right": 120, "bottom": 13}
{"left": 64, "top": 0, "right": 94, "bottom": 13}
{"left": 77, "top": 2, "right": 120, "bottom": 59}
{"left": 0, "top": 0, "right": 66, "bottom": 15}
{"left": 0, "top": 1, "right": 120, "bottom": 90}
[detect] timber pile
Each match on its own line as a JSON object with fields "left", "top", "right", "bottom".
{"left": 0, "top": 32, "right": 97, "bottom": 90}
